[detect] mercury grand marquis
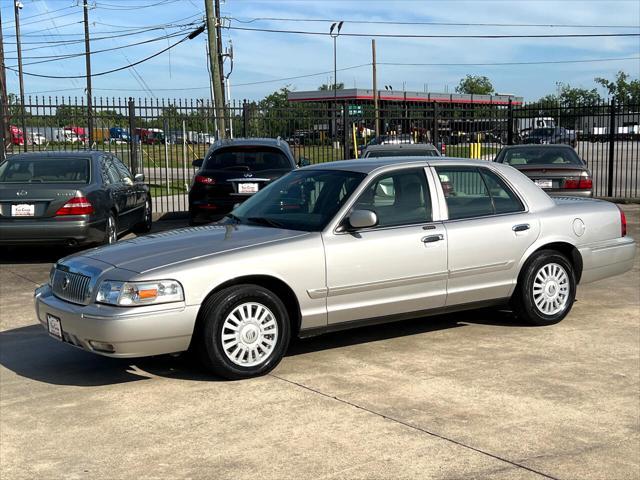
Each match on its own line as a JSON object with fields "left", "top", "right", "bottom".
{"left": 35, "top": 157, "right": 636, "bottom": 379}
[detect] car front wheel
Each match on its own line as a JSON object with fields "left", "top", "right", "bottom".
{"left": 104, "top": 213, "right": 118, "bottom": 245}
{"left": 134, "top": 197, "right": 152, "bottom": 233}
{"left": 194, "top": 285, "right": 290, "bottom": 379}
{"left": 512, "top": 250, "right": 576, "bottom": 326}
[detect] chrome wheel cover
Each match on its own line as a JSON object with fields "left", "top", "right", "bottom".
{"left": 107, "top": 216, "right": 117, "bottom": 244}
{"left": 221, "top": 302, "right": 278, "bottom": 367}
{"left": 532, "top": 262, "right": 569, "bottom": 315}
{"left": 144, "top": 200, "right": 152, "bottom": 225}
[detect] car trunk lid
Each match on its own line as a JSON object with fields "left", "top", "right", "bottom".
{"left": 0, "top": 184, "right": 82, "bottom": 219}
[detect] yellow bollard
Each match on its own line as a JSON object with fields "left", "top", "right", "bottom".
{"left": 470, "top": 142, "right": 482, "bottom": 159}
{"left": 352, "top": 123, "right": 359, "bottom": 159}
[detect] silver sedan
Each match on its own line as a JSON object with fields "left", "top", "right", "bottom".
{"left": 35, "top": 157, "right": 636, "bottom": 379}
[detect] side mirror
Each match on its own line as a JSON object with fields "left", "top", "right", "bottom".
{"left": 192, "top": 158, "right": 204, "bottom": 168}
{"left": 298, "top": 157, "right": 310, "bottom": 167}
{"left": 134, "top": 173, "right": 145, "bottom": 183}
{"left": 347, "top": 209, "right": 378, "bottom": 230}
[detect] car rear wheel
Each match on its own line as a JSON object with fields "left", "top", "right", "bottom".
{"left": 104, "top": 213, "right": 118, "bottom": 245}
{"left": 512, "top": 250, "right": 576, "bottom": 326}
{"left": 194, "top": 285, "right": 290, "bottom": 379}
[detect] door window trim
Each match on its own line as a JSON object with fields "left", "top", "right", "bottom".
{"left": 333, "top": 166, "right": 434, "bottom": 234}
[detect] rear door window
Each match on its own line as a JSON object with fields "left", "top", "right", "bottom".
{"left": 436, "top": 167, "right": 524, "bottom": 220}
{"left": 204, "top": 147, "right": 291, "bottom": 171}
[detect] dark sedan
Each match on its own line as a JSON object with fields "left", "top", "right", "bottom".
{"left": 189, "top": 138, "right": 298, "bottom": 224}
{"left": 522, "top": 127, "right": 577, "bottom": 147}
{"left": 494, "top": 145, "right": 592, "bottom": 197}
{"left": 0, "top": 151, "right": 151, "bottom": 246}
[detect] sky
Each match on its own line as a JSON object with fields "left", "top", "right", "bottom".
{"left": 1, "top": 0, "right": 639, "bottom": 103}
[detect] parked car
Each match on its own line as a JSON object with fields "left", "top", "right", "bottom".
{"left": 0, "top": 151, "right": 151, "bottom": 246}
{"left": 28, "top": 133, "right": 47, "bottom": 146}
{"left": 188, "top": 138, "right": 298, "bottom": 225}
{"left": 362, "top": 143, "right": 440, "bottom": 158}
{"left": 522, "top": 127, "right": 577, "bottom": 147}
{"left": 358, "top": 134, "right": 414, "bottom": 156}
{"left": 35, "top": 156, "right": 635, "bottom": 379}
{"left": 494, "top": 145, "right": 592, "bottom": 197}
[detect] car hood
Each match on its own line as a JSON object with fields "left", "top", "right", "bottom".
{"left": 73, "top": 224, "right": 310, "bottom": 274}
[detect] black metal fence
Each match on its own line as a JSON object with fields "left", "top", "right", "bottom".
{"left": 1, "top": 96, "right": 638, "bottom": 213}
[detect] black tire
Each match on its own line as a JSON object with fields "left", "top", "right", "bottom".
{"left": 194, "top": 284, "right": 291, "bottom": 380}
{"left": 134, "top": 197, "right": 152, "bottom": 233}
{"left": 511, "top": 250, "right": 576, "bottom": 326}
{"left": 103, "top": 213, "right": 118, "bottom": 245}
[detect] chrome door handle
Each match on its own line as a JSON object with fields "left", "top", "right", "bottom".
{"left": 422, "top": 234, "right": 444, "bottom": 243}
{"left": 512, "top": 224, "right": 530, "bottom": 232}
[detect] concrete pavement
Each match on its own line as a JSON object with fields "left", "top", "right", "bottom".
{"left": 1, "top": 207, "right": 638, "bottom": 479}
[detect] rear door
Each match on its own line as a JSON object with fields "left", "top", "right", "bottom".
{"left": 102, "top": 155, "right": 135, "bottom": 228}
{"left": 433, "top": 166, "right": 540, "bottom": 305}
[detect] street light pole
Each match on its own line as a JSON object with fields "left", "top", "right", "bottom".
{"left": 13, "top": 1, "right": 26, "bottom": 152}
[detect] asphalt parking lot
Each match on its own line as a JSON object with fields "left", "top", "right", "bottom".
{"left": 1, "top": 206, "right": 638, "bottom": 480}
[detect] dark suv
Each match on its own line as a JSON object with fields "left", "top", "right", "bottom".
{"left": 189, "top": 138, "right": 298, "bottom": 224}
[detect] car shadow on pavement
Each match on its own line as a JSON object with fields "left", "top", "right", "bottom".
{"left": 0, "top": 245, "right": 85, "bottom": 265}
{"left": 0, "top": 309, "right": 526, "bottom": 387}
{"left": 0, "top": 325, "right": 215, "bottom": 387}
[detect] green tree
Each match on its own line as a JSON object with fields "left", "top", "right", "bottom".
{"left": 318, "top": 82, "right": 344, "bottom": 91}
{"left": 595, "top": 70, "right": 640, "bottom": 105}
{"left": 557, "top": 83, "right": 602, "bottom": 106}
{"left": 455, "top": 75, "right": 494, "bottom": 95}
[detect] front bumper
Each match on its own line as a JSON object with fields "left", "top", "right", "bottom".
{"left": 579, "top": 236, "right": 637, "bottom": 284}
{"left": 0, "top": 216, "right": 105, "bottom": 245}
{"left": 34, "top": 285, "right": 199, "bottom": 358}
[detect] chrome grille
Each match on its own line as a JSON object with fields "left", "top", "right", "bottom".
{"left": 51, "top": 268, "right": 91, "bottom": 305}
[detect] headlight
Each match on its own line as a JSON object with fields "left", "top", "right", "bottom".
{"left": 96, "top": 280, "right": 184, "bottom": 306}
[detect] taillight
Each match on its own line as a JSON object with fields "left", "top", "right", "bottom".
{"left": 195, "top": 175, "right": 215, "bottom": 185}
{"left": 619, "top": 207, "right": 627, "bottom": 237}
{"left": 55, "top": 196, "right": 94, "bottom": 215}
{"left": 563, "top": 176, "right": 592, "bottom": 189}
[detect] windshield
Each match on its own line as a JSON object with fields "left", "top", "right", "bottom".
{"left": 229, "top": 169, "right": 365, "bottom": 231}
{"left": 499, "top": 147, "right": 583, "bottom": 166}
{"left": 0, "top": 157, "right": 90, "bottom": 183}
{"left": 204, "top": 146, "right": 291, "bottom": 172}
{"left": 366, "top": 149, "right": 438, "bottom": 158}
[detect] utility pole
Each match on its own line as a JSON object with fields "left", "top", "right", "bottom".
{"left": 0, "top": 7, "right": 9, "bottom": 160}
{"left": 214, "top": 0, "right": 226, "bottom": 107}
{"left": 204, "top": 0, "right": 226, "bottom": 138}
{"left": 83, "top": 0, "right": 93, "bottom": 146}
{"left": 13, "top": 1, "right": 26, "bottom": 152}
{"left": 372, "top": 39, "right": 379, "bottom": 137}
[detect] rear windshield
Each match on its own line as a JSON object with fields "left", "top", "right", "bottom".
{"left": 204, "top": 146, "right": 291, "bottom": 171}
{"left": 366, "top": 149, "right": 439, "bottom": 158}
{"left": 499, "top": 147, "right": 583, "bottom": 166}
{"left": 0, "top": 157, "right": 90, "bottom": 183}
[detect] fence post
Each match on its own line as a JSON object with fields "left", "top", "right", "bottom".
{"left": 0, "top": 99, "right": 6, "bottom": 162}
{"left": 607, "top": 100, "right": 616, "bottom": 197}
{"left": 242, "top": 100, "right": 249, "bottom": 137}
{"left": 507, "top": 99, "right": 514, "bottom": 145}
{"left": 128, "top": 97, "right": 138, "bottom": 176}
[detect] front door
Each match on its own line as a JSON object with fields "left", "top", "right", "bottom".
{"left": 323, "top": 167, "right": 448, "bottom": 325}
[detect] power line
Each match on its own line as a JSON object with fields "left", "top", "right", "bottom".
{"left": 94, "top": 0, "right": 182, "bottom": 10}
{"left": 228, "top": 25, "right": 640, "bottom": 39}
{"left": 226, "top": 16, "right": 640, "bottom": 29}
{"left": 2, "top": 4, "right": 77, "bottom": 28}
{"left": 5, "top": 30, "right": 189, "bottom": 63}
{"left": 4, "top": 24, "right": 205, "bottom": 79}
{"left": 379, "top": 56, "right": 640, "bottom": 66}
